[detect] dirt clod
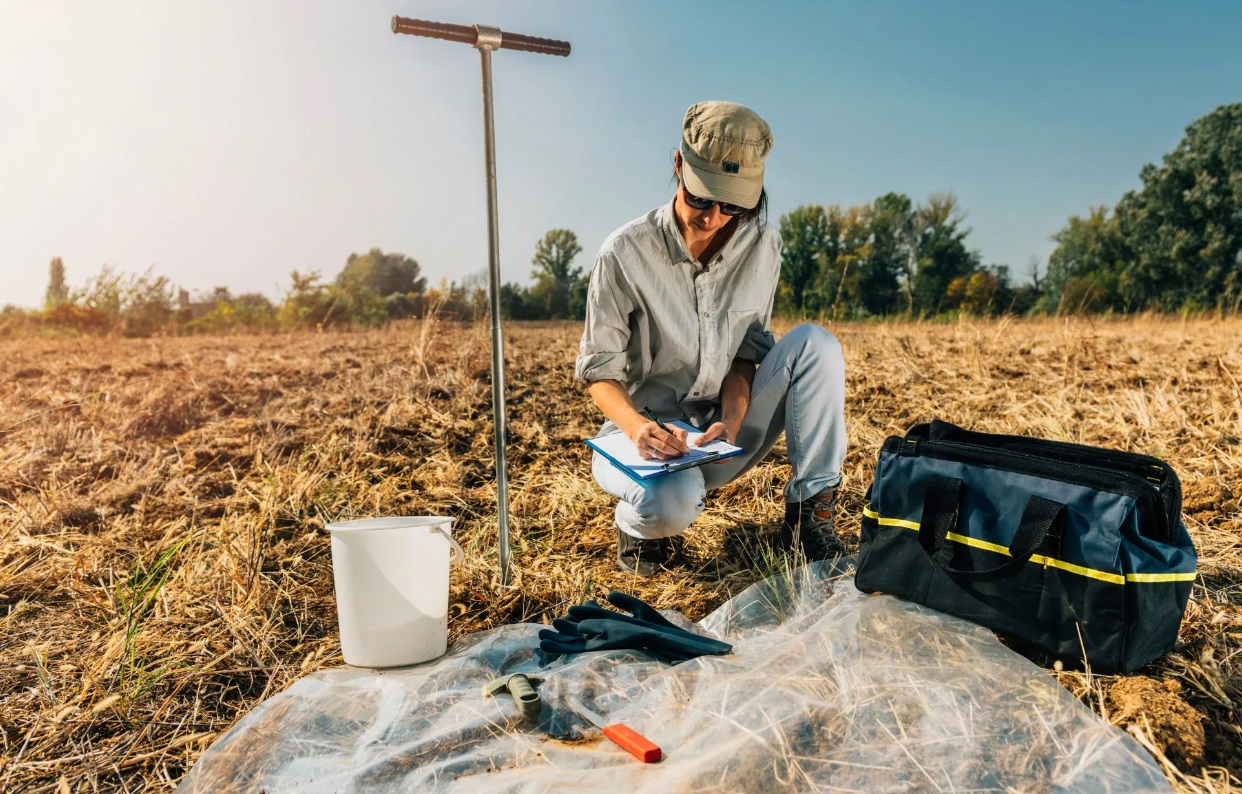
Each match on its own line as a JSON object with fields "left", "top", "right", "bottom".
{"left": 1182, "top": 476, "right": 1236, "bottom": 515}
{"left": 1107, "top": 677, "right": 1206, "bottom": 769}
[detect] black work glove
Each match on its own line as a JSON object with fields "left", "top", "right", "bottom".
{"left": 538, "top": 591, "right": 732, "bottom": 665}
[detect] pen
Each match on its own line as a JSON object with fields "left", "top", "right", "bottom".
{"left": 641, "top": 407, "right": 673, "bottom": 435}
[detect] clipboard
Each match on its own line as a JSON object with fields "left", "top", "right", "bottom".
{"left": 585, "top": 420, "right": 746, "bottom": 486}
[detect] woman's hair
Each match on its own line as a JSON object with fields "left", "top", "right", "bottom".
{"left": 735, "top": 189, "right": 768, "bottom": 231}
{"left": 670, "top": 153, "right": 768, "bottom": 232}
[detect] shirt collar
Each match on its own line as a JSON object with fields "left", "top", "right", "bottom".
{"left": 656, "top": 198, "right": 755, "bottom": 269}
{"left": 656, "top": 199, "right": 692, "bottom": 265}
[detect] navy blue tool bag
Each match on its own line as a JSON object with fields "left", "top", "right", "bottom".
{"left": 855, "top": 419, "right": 1198, "bottom": 674}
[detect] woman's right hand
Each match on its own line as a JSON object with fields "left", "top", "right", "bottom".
{"left": 632, "top": 421, "right": 690, "bottom": 460}
{"left": 584, "top": 380, "right": 691, "bottom": 460}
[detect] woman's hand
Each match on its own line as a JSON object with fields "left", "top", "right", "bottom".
{"left": 695, "top": 422, "right": 739, "bottom": 463}
{"left": 632, "top": 421, "right": 690, "bottom": 460}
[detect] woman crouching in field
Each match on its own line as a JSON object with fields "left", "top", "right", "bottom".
{"left": 575, "top": 100, "right": 849, "bottom": 575}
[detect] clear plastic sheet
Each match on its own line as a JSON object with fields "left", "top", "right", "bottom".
{"left": 178, "top": 563, "right": 1170, "bottom": 793}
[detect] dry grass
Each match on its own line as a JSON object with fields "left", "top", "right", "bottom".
{"left": 0, "top": 315, "right": 1239, "bottom": 792}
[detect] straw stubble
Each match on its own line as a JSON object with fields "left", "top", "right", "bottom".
{"left": 0, "top": 316, "right": 1239, "bottom": 791}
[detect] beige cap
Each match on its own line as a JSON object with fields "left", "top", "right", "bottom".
{"left": 680, "top": 101, "right": 773, "bottom": 210}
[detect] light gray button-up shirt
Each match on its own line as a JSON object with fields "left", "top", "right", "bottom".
{"left": 575, "top": 199, "right": 780, "bottom": 430}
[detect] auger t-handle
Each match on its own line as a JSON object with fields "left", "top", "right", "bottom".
{"left": 391, "top": 17, "right": 571, "bottom": 57}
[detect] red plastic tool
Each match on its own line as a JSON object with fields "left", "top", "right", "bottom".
{"left": 566, "top": 695, "right": 662, "bottom": 763}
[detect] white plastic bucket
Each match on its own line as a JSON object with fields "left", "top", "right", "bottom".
{"left": 327, "top": 516, "right": 464, "bottom": 668}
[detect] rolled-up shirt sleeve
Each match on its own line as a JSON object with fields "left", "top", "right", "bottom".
{"left": 734, "top": 238, "right": 780, "bottom": 364}
{"left": 736, "top": 323, "right": 776, "bottom": 364}
{"left": 575, "top": 249, "right": 636, "bottom": 383}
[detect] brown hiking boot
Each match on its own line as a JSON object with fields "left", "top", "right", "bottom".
{"left": 616, "top": 528, "right": 671, "bottom": 576}
{"left": 780, "top": 487, "right": 844, "bottom": 561}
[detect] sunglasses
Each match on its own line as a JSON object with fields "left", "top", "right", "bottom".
{"left": 681, "top": 179, "right": 748, "bottom": 216}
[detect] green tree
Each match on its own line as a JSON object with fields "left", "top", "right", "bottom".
{"left": 991, "top": 257, "right": 1044, "bottom": 316}
{"left": 278, "top": 270, "right": 333, "bottom": 328}
{"left": 499, "top": 282, "right": 533, "bottom": 320}
{"left": 192, "top": 291, "right": 278, "bottom": 333}
{"left": 826, "top": 205, "right": 874, "bottom": 319}
{"left": 45, "top": 257, "right": 68, "bottom": 309}
{"left": 456, "top": 271, "right": 491, "bottom": 321}
{"left": 75, "top": 265, "right": 126, "bottom": 321}
{"left": 864, "top": 193, "right": 914, "bottom": 316}
{"left": 331, "top": 284, "right": 388, "bottom": 326}
{"left": 1042, "top": 205, "right": 1127, "bottom": 313}
{"left": 960, "top": 271, "right": 1000, "bottom": 314}
{"left": 65, "top": 265, "right": 177, "bottom": 336}
{"left": 912, "top": 193, "right": 980, "bottom": 314}
{"left": 335, "top": 248, "right": 427, "bottom": 299}
{"left": 1114, "top": 102, "right": 1242, "bottom": 312}
{"left": 120, "top": 268, "right": 177, "bottom": 334}
{"left": 778, "top": 205, "right": 832, "bottom": 315}
{"left": 529, "top": 229, "right": 584, "bottom": 319}
{"left": 984, "top": 264, "right": 1034, "bottom": 316}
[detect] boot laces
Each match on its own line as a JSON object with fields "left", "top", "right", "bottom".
{"left": 799, "top": 489, "right": 842, "bottom": 556}
{"left": 803, "top": 490, "right": 837, "bottom": 528}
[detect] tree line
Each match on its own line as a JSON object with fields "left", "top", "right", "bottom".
{"left": 1042, "top": 103, "right": 1241, "bottom": 314}
{"left": 776, "top": 192, "right": 1039, "bottom": 319}
{"left": 3, "top": 103, "right": 1237, "bottom": 338}
{"left": 2, "top": 228, "right": 589, "bottom": 337}
{"left": 778, "top": 103, "right": 1241, "bottom": 318}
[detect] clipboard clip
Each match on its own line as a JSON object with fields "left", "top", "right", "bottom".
{"left": 662, "top": 450, "right": 720, "bottom": 472}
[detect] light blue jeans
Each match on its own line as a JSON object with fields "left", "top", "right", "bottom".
{"left": 592, "top": 324, "right": 848, "bottom": 539}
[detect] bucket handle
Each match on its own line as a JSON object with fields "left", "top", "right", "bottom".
{"left": 432, "top": 525, "right": 464, "bottom": 565}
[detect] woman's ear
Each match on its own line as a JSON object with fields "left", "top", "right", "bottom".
{"left": 673, "top": 150, "right": 682, "bottom": 178}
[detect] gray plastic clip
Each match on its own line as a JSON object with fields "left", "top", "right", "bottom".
{"left": 482, "top": 673, "right": 543, "bottom": 721}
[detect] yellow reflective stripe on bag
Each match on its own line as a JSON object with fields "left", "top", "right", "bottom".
{"left": 862, "top": 504, "right": 1197, "bottom": 587}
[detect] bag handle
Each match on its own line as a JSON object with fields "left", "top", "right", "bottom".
{"left": 927, "top": 419, "right": 964, "bottom": 441}
{"left": 917, "top": 476, "right": 1065, "bottom": 581}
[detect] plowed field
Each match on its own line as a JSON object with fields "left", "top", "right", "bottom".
{"left": 1, "top": 317, "right": 1239, "bottom": 791}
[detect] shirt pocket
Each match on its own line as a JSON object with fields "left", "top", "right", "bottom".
{"left": 727, "top": 309, "right": 763, "bottom": 360}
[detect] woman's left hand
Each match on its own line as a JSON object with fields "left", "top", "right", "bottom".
{"left": 695, "top": 422, "right": 738, "bottom": 462}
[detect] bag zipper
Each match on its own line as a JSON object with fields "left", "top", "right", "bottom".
{"left": 883, "top": 436, "right": 1170, "bottom": 543}
{"left": 911, "top": 422, "right": 1182, "bottom": 537}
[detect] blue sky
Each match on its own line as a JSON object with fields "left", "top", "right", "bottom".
{"left": 2, "top": 1, "right": 1240, "bottom": 309}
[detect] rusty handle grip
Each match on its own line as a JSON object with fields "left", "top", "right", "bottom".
{"left": 391, "top": 16, "right": 571, "bottom": 57}
{"left": 498, "top": 30, "right": 572, "bottom": 57}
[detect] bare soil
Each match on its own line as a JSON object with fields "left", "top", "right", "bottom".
{"left": 1, "top": 316, "right": 1239, "bottom": 791}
